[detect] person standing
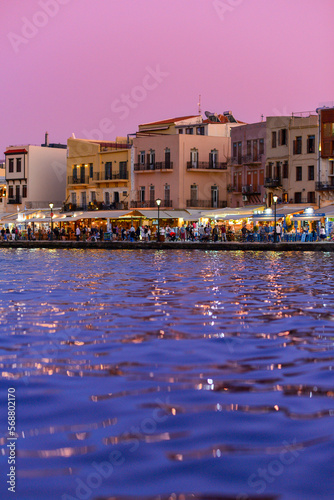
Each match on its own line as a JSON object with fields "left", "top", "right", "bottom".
{"left": 76, "top": 226, "right": 81, "bottom": 241}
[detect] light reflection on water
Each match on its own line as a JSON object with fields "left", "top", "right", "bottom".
{"left": 0, "top": 248, "right": 333, "bottom": 500}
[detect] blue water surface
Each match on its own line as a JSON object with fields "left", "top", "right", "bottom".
{"left": 0, "top": 248, "right": 333, "bottom": 500}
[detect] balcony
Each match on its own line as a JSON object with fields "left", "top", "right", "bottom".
{"left": 68, "top": 176, "right": 89, "bottom": 185}
{"left": 94, "top": 172, "right": 129, "bottom": 181}
{"left": 315, "top": 182, "right": 334, "bottom": 191}
{"left": 134, "top": 162, "right": 173, "bottom": 171}
{"left": 186, "top": 161, "right": 227, "bottom": 170}
{"left": 264, "top": 177, "right": 282, "bottom": 188}
{"left": 186, "top": 200, "right": 227, "bottom": 208}
{"left": 231, "top": 154, "right": 263, "bottom": 166}
{"left": 7, "top": 196, "right": 22, "bottom": 204}
{"left": 242, "top": 185, "right": 261, "bottom": 194}
{"left": 130, "top": 200, "right": 173, "bottom": 209}
{"left": 62, "top": 202, "right": 129, "bottom": 212}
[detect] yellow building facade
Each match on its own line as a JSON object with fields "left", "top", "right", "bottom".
{"left": 66, "top": 138, "right": 132, "bottom": 211}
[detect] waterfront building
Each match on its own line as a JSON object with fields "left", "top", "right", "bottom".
{"left": 132, "top": 112, "right": 244, "bottom": 210}
{"left": 316, "top": 107, "right": 334, "bottom": 207}
{"left": 0, "top": 160, "right": 6, "bottom": 211}
{"left": 4, "top": 133, "right": 67, "bottom": 212}
{"left": 265, "top": 115, "right": 318, "bottom": 207}
{"left": 66, "top": 137, "right": 132, "bottom": 211}
{"left": 230, "top": 121, "right": 266, "bottom": 208}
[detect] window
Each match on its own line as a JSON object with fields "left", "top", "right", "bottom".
{"left": 140, "top": 151, "right": 145, "bottom": 164}
{"left": 165, "top": 148, "right": 170, "bottom": 168}
{"left": 282, "top": 193, "right": 288, "bottom": 203}
{"left": 190, "top": 184, "right": 198, "bottom": 202}
{"left": 186, "top": 128, "right": 193, "bottom": 135}
{"left": 294, "top": 192, "right": 302, "bottom": 203}
{"left": 209, "top": 149, "right": 218, "bottom": 168}
{"left": 247, "top": 140, "right": 251, "bottom": 156}
{"left": 278, "top": 129, "right": 287, "bottom": 146}
{"left": 283, "top": 161, "right": 289, "bottom": 178}
{"left": 140, "top": 186, "right": 145, "bottom": 202}
{"left": 178, "top": 129, "right": 183, "bottom": 134}
{"left": 266, "top": 162, "right": 273, "bottom": 178}
{"left": 9, "top": 159, "right": 14, "bottom": 173}
{"left": 89, "top": 163, "right": 93, "bottom": 178}
{"left": 80, "top": 165, "right": 85, "bottom": 183}
{"left": 253, "top": 140, "right": 258, "bottom": 162}
{"left": 91, "top": 191, "right": 96, "bottom": 203}
{"left": 22, "top": 185, "right": 27, "bottom": 198}
{"left": 105, "top": 192, "right": 110, "bottom": 205}
{"left": 275, "top": 161, "right": 281, "bottom": 179}
{"left": 8, "top": 185, "right": 13, "bottom": 198}
{"left": 119, "top": 161, "right": 127, "bottom": 179}
{"left": 164, "top": 184, "right": 170, "bottom": 204}
{"left": 72, "top": 165, "right": 77, "bottom": 180}
{"left": 190, "top": 149, "right": 198, "bottom": 168}
{"left": 148, "top": 150, "right": 155, "bottom": 167}
{"left": 233, "top": 142, "right": 237, "bottom": 159}
{"left": 307, "top": 191, "right": 315, "bottom": 203}
{"left": 114, "top": 191, "right": 120, "bottom": 203}
{"left": 237, "top": 142, "right": 242, "bottom": 164}
{"left": 259, "top": 138, "right": 264, "bottom": 155}
{"left": 272, "top": 131, "right": 277, "bottom": 148}
{"left": 296, "top": 166, "right": 302, "bottom": 181}
{"left": 211, "top": 186, "right": 219, "bottom": 208}
{"left": 81, "top": 192, "right": 87, "bottom": 207}
{"left": 308, "top": 165, "right": 314, "bottom": 181}
{"left": 16, "top": 158, "right": 22, "bottom": 173}
{"left": 105, "top": 162, "right": 112, "bottom": 180}
{"left": 293, "top": 136, "right": 302, "bottom": 154}
{"left": 307, "top": 135, "right": 315, "bottom": 154}
{"left": 196, "top": 126, "right": 204, "bottom": 135}
{"left": 149, "top": 185, "right": 155, "bottom": 205}
{"left": 71, "top": 192, "right": 76, "bottom": 205}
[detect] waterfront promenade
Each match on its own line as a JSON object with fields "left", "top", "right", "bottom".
{"left": 1, "top": 240, "right": 334, "bottom": 251}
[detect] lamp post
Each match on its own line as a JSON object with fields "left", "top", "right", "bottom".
{"left": 156, "top": 198, "right": 161, "bottom": 241}
{"left": 49, "top": 203, "right": 54, "bottom": 240}
{"left": 273, "top": 195, "right": 278, "bottom": 243}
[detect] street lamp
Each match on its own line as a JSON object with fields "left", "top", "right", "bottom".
{"left": 156, "top": 198, "right": 161, "bottom": 241}
{"left": 273, "top": 195, "right": 278, "bottom": 243}
{"left": 49, "top": 203, "right": 54, "bottom": 240}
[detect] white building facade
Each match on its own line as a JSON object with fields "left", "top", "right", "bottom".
{"left": 4, "top": 142, "right": 67, "bottom": 211}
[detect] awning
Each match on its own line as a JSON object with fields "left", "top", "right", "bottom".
{"left": 315, "top": 205, "right": 334, "bottom": 218}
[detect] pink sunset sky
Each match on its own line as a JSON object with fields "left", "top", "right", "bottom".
{"left": 0, "top": 0, "right": 333, "bottom": 155}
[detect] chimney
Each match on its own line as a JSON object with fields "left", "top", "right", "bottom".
{"left": 45, "top": 131, "right": 49, "bottom": 147}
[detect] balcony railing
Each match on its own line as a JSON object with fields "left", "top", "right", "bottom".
{"left": 94, "top": 172, "right": 129, "bottom": 181}
{"left": 187, "top": 161, "right": 227, "bottom": 170}
{"left": 134, "top": 162, "right": 173, "bottom": 171}
{"left": 62, "top": 202, "right": 129, "bottom": 212}
{"left": 186, "top": 200, "right": 227, "bottom": 208}
{"left": 231, "top": 154, "right": 263, "bottom": 165}
{"left": 264, "top": 177, "right": 282, "bottom": 188}
{"left": 242, "top": 185, "right": 261, "bottom": 194}
{"left": 315, "top": 182, "right": 334, "bottom": 191}
{"left": 7, "top": 196, "right": 22, "bottom": 204}
{"left": 130, "top": 200, "right": 173, "bottom": 209}
{"left": 68, "top": 176, "right": 89, "bottom": 185}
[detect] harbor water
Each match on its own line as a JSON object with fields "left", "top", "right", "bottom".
{"left": 0, "top": 248, "right": 333, "bottom": 500}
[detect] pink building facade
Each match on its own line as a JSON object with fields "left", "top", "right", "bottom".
{"left": 132, "top": 114, "right": 243, "bottom": 210}
{"left": 230, "top": 122, "right": 266, "bottom": 208}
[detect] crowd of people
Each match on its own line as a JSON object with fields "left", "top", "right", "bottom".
{"left": 0, "top": 221, "right": 331, "bottom": 243}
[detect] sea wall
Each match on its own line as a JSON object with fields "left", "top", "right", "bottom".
{"left": 0, "top": 241, "right": 333, "bottom": 251}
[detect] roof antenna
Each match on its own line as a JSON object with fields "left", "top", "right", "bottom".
{"left": 198, "top": 94, "right": 202, "bottom": 115}
{"left": 261, "top": 114, "right": 264, "bottom": 122}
